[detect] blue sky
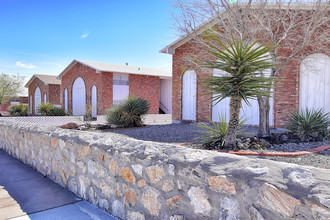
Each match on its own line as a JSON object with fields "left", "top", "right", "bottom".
{"left": 0, "top": 0, "right": 177, "bottom": 95}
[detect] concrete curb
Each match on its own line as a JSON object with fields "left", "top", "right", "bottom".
{"left": 178, "top": 143, "right": 330, "bottom": 157}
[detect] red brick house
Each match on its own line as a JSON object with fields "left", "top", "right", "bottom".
{"left": 160, "top": 8, "right": 329, "bottom": 127}
{"left": 25, "top": 75, "right": 61, "bottom": 115}
{"left": 57, "top": 60, "right": 172, "bottom": 116}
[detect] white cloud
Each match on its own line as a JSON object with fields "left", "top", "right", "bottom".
{"left": 80, "top": 33, "right": 89, "bottom": 39}
{"left": 16, "top": 61, "right": 36, "bottom": 69}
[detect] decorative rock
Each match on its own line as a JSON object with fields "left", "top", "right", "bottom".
{"left": 146, "top": 165, "right": 165, "bottom": 184}
{"left": 100, "top": 181, "right": 113, "bottom": 198}
{"left": 60, "top": 122, "right": 78, "bottom": 129}
{"left": 245, "top": 166, "right": 269, "bottom": 175}
{"left": 166, "top": 195, "right": 181, "bottom": 208}
{"left": 68, "top": 179, "right": 78, "bottom": 194}
{"left": 187, "top": 186, "right": 211, "bottom": 216}
{"left": 132, "top": 164, "right": 143, "bottom": 176}
{"left": 99, "top": 199, "right": 109, "bottom": 210}
{"left": 120, "top": 167, "right": 136, "bottom": 184}
{"left": 124, "top": 189, "right": 138, "bottom": 206}
{"left": 169, "top": 215, "right": 184, "bottom": 220}
{"left": 311, "top": 204, "right": 330, "bottom": 219}
{"left": 141, "top": 188, "right": 161, "bottom": 216}
{"left": 87, "top": 160, "right": 96, "bottom": 175}
{"left": 127, "top": 211, "right": 146, "bottom": 220}
{"left": 255, "top": 183, "right": 301, "bottom": 217}
{"left": 79, "top": 176, "right": 90, "bottom": 199}
{"left": 137, "top": 179, "right": 146, "bottom": 188}
{"left": 97, "top": 152, "right": 105, "bottom": 162}
{"left": 115, "top": 183, "right": 122, "bottom": 197}
{"left": 286, "top": 168, "right": 314, "bottom": 188}
{"left": 51, "top": 138, "right": 58, "bottom": 148}
{"left": 77, "top": 146, "right": 91, "bottom": 159}
{"left": 207, "top": 176, "right": 236, "bottom": 195}
{"left": 219, "top": 197, "right": 240, "bottom": 220}
{"left": 162, "top": 180, "right": 174, "bottom": 192}
{"left": 109, "top": 159, "right": 119, "bottom": 174}
{"left": 249, "top": 206, "right": 265, "bottom": 220}
{"left": 168, "top": 164, "right": 175, "bottom": 176}
{"left": 112, "top": 200, "right": 125, "bottom": 220}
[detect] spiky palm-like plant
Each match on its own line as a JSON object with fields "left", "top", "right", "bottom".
{"left": 203, "top": 36, "right": 275, "bottom": 147}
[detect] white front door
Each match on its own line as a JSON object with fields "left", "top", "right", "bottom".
{"left": 34, "top": 87, "right": 41, "bottom": 115}
{"left": 91, "top": 85, "right": 97, "bottom": 117}
{"left": 182, "top": 70, "right": 196, "bottom": 120}
{"left": 72, "top": 77, "right": 86, "bottom": 115}
{"left": 300, "top": 53, "right": 330, "bottom": 113}
{"left": 212, "top": 69, "right": 274, "bottom": 126}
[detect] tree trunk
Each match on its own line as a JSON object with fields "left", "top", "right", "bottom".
{"left": 257, "top": 96, "right": 270, "bottom": 136}
{"left": 225, "top": 96, "right": 242, "bottom": 148}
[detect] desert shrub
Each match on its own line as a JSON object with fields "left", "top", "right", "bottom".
{"left": 37, "top": 102, "right": 53, "bottom": 116}
{"left": 9, "top": 104, "right": 28, "bottom": 116}
{"left": 286, "top": 108, "right": 330, "bottom": 140}
{"left": 105, "top": 96, "right": 150, "bottom": 127}
{"left": 105, "top": 106, "right": 126, "bottom": 127}
{"left": 195, "top": 114, "right": 248, "bottom": 147}
{"left": 49, "top": 106, "right": 66, "bottom": 116}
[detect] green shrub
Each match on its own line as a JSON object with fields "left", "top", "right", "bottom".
{"left": 286, "top": 108, "right": 330, "bottom": 140}
{"left": 195, "top": 114, "right": 248, "bottom": 147}
{"left": 105, "top": 96, "right": 150, "bottom": 127}
{"left": 37, "top": 102, "right": 53, "bottom": 116}
{"left": 105, "top": 106, "right": 126, "bottom": 127}
{"left": 49, "top": 106, "right": 66, "bottom": 116}
{"left": 8, "top": 104, "right": 28, "bottom": 116}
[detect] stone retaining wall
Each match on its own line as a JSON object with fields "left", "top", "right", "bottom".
{"left": 0, "top": 120, "right": 329, "bottom": 220}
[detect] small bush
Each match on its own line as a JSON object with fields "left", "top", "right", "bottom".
{"left": 286, "top": 108, "right": 330, "bottom": 140}
{"left": 195, "top": 114, "right": 248, "bottom": 147}
{"left": 37, "top": 102, "right": 53, "bottom": 116}
{"left": 9, "top": 104, "right": 28, "bottom": 116}
{"left": 49, "top": 107, "right": 66, "bottom": 116}
{"left": 105, "top": 96, "right": 150, "bottom": 127}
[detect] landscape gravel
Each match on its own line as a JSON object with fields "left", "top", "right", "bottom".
{"left": 104, "top": 123, "right": 329, "bottom": 169}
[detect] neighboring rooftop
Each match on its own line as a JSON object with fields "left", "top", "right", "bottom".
{"left": 25, "top": 74, "right": 61, "bottom": 88}
{"left": 58, "top": 60, "right": 172, "bottom": 79}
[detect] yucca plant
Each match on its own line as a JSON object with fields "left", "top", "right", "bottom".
{"left": 202, "top": 36, "right": 275, "bottom": 147}
{"left": 105, "top": 106, "right": 126, "bottom": 127}
{"left": 37, "top": 102, "right": 53, "bottom": 116}
{"left": 287, "top": 108, "right": 330, "bottom": 140}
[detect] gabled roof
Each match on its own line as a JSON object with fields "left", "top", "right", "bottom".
{"left": 160, "top": 2, "right": 325, "bottom": 54}
{"left": 57, "top": 60, "right": 172, "bottom": 79}
{"left": 25, "top": 74, "right": 61, "bottom": 88}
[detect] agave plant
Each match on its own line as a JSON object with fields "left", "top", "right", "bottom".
{"left": 287, "top": 108, "right": 330, "bottom": 140}
{"left": 195, "top": 114, "right": 248, "bottom": 147}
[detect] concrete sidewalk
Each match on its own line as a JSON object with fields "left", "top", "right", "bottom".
{"left": 0, "top": 150, "right": 117, "bottom": 220}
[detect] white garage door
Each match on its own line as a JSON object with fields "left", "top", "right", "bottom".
{"left": 182, "top": 70, "right": 196, "bottom": 120}
{"left": 300, "top": 53, "right": 330, "bottom": 113}
{"left": 212, "top": 69, "right": 274, "bottom": 126}
{"left": 72, "top": 77, "right": 86, "bottom": 115}
{"left": 91, "top": 85, "right": 97, "bottom": 117}
{"left": 34, "top": 87, "right": 41, "bottom": 115}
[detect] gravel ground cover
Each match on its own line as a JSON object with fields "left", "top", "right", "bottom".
{"left": 104, "top": 123, "right": 329, "bottom": 169}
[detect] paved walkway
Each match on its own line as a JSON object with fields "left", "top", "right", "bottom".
{"left": 0, "top": 150, "right": 117, "bottom": 220}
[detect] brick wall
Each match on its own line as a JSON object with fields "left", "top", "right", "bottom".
{"left": 61, "top": 62, "right": 161, "bottom": 115}
{"left": 61, "top": 63, "right": 104, "bottom": 115}
{"left": 172, "top": 34, "right": 329, "bottom": 127}
{"left": 48, "top": 84, "right": 61, "bottom": 105}
{"left": 129, "top": 74, "right": 160, "bottom": 114}
{"left": 28, "top": 78, "right": 48, "bottom": 115}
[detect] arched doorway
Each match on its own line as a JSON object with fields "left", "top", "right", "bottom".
{"left": 182, "top": 70, "right": 196, "bottom": 120}
{"left": 72, "top": 77, "right": 86, "bottom": 115}
{"left": 34, "top": 87, "right": 41, "bottom": 115}
{"left": 300, "top": 53, "right": 330, "bottom": 113}
{"left": 91, "top": 85, "right": 97, "bottom": 117}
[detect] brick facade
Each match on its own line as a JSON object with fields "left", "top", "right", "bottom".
{"left": 172, "top": 34, "right": 329, "bottom": 127}
{"left": 27, "top": 78, "right": 60, "bottom": 115}
{"left": 61, "top": 62, "right": 161, "bottom": 115}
